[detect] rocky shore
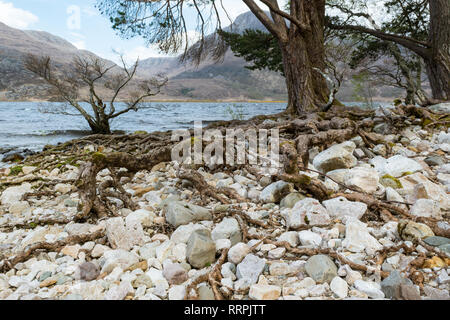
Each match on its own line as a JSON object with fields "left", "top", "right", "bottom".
{"left": 0, "top": 107, "right": 449, "bottom": 300}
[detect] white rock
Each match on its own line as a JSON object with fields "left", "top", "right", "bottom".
{"left": 125, "top": 209, "right": 156, "bottom": 228}
{"left": 0, "top": 183, "right": 32, "bottom": 205}
{"left": 105, "top": 217, "right": 145, "bottom": 251}
{"left": 171, "top": 223, "right": 207, "bottom": 244}
{"left": 410, "top": 198, "right": 441, "bottom": 218}
{"left": 353, "top": 279, "right": 384, "bottom": 299}
{"left": 298, "top": 230, "right": 322, "bottom": 246}
{"left": 277, "top": 231, "right": 299, "bottom": 247}
{"left": 101, "top": 249, "right": 140, "bottom": 274}
{"left": 54, "top": 183, "right": 72, "bottom": 194}
{"left": 215, "top": 238, "right": 232, "bottom": 251}
{"left": 249, "top": 284, "right": 281, "bottom": 300}
{"left": 370, "top": 155, "right": 423, "bottom": 178}
{"left": 330, "top": 276, "right": 348, "bottom": 298}
{"left": 342, "top": 218, "right": 383, "bottom": 253}
{"left": 8, "top": 201, "right": 30, "bottom": 215}
{"left": 228, "top": 242, "right": 250, "bottom": 264}
{"left": 313, "top": 141, "right": 357, "bottom": 173}
{"left": 322, "top": 196, "right": 367, "bottom": 221}
{"left": 268, "top": 247, "right": 286, "bottom": 259}
{"left": 211, "top": 217, "right": 242, "bottom": 245}
{"left": 281, "top": 198, "right": 331, "bottom": 228}
{"left": 91, "top": 244, "right": 111, "bottom": 258}
{"left": 104, "top": 281, "right": 133, "bottom": 300}
{"left": 344, "top": 167, "right": 379, "bottom": 193}
{"left": 168, "top": 285, "right": 186, "bottom": 300}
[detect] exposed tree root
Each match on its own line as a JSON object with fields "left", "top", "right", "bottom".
{"left": 177, "top": 169, "right": 245, "bottom": 205}
{"left": 0, "top": 229, "right": 105, "bottom": 273}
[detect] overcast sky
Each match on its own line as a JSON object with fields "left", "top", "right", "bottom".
{"left": 0, "top": 0, "right": 255, "bottom": 64}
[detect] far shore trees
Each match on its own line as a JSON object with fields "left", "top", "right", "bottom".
{"left": 24, "top": 54, "right": 168, "bottom": 134}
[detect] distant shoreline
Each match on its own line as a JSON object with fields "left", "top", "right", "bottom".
{"left": 0, "top": 99, "right": 288, "bottom": 103}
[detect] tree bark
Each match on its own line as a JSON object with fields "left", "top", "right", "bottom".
{"left": 426, "top": 0, "right": 450, "bottom": 101}
{"left": 281, "top": 0, "right": 329, "bottom": 115}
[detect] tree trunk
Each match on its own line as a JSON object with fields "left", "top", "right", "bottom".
{"left": 282, "top": 0, "right": 329, "bottom": 115}
{"left": 426, "top": 0, "right": 450, "bottom": 100}
{"left": 88, "top": 118, "right": 111, "bottom": 134}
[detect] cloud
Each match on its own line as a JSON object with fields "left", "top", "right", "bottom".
{"left": 0, "top": 1, "right": 39, "bottom": 29}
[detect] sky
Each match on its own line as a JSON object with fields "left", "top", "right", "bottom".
{"left": 0, "top": 0, "right": 253, "bottom": 64}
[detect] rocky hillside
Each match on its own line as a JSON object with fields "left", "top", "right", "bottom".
{"left": 0, "top": 12, "right": 287, "bottom": 102}
{"left": 0, "top": 22, "right": 118, "bottom": 101}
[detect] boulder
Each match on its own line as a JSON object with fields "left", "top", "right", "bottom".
{"left": 370, "top": 155, "right": 423, "bottom": 178}
{"left": 227, "top": 242, "right": 250, "bottom": 264}
{"left": 313, "top": 141, "right": 357, "bottom": 173}
{"left": 281, "top": 198, "right": 331, "bottom": 228}
{"left": 259, "top": 181, "right": 292, "bottom": 203}
{"left": 280, "top": 192, "right": 306, "bottom": 209}
{"left": 211, "top": 217, "right": 242, "bottom": 246}
{"left": 0, "top": 183, "right": 32, "bottom": 205}
{"left": 322, "top": 196, "right": 367, "bottom": 221}
{"left": 163, "top": 201, "right": 212, "bottom": 227}
{"left": 342, "top": 218, "right": 383, "bottom": 253}
{"left": 398, "top": 220, "right": 434, "bottom": 241}
{"left": 410, "top": 199, "right": 441, "bottom": 218}
{"left": 105, "top": 217, "right": 145, "bottom": 251}
{"left": 249, "top": 284, "right": 281, "bottom": 300}
{"left": 236, "top": 254, "right": 266, "bottom": 284}
{"left": 304, "top": 254, "right": 337, "bottom": 283}
{"left": 381, "top": 270, "right": 413, "bottom": 299}
{"left": 343, "top": 167, "right": 379, "bottom": 193}
{"left": 186, "top": 229, "right": 216, "bottom": 269}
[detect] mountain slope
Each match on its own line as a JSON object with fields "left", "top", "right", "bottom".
{"left": 0, "top": 22, "right": 117, "bottom": 101}
{"left": 136, "top": 11, "right": 287, "bottom": 101}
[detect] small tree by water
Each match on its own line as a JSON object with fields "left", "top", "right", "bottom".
{"left": 24, "top": 54, "right": 167, "bottom": 134}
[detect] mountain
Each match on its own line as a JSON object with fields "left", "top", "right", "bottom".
{"left": 0, "top": 12, "right": 286, "bottom": 102}
{"left": 135, "top": 11, "right": 287, "bottom": 101}
{"left": 0, "top": 22, "right": 117, "bottom": 101}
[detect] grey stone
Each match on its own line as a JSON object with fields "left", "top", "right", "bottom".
{"left": 79, "top": 262, "right": 100, "bottom": 281}
{"left": 312, "top": 141, "right": 357, "bottom": 173}
{"left": 428, "top": 102, "right": 450, "bottom": 114}
{"left": 380, "top": 270, "right": 413, "bottom": 299}
{"left": 198, "top": 284, "right": 215, "bottom": 300}
{"left": 424, "top": 155, "right": 444, "bottom": 167}
{"left": 163, "top": 262, "right": 188, "bottom": 285}
{"left": 236, "top": 254, "right": 266, "bottom": 284}
{"left": 211, "top": 217, "right": 242, "bottom": 246}
{"left": 186, "top": 229, "right": 216, "bottom": 269}
{"left": 304, "top": 254, "right": 337, "bottom": 284}
{"left": 280, "top": 192, "right": 306, "bottom": 209}
{"left": 399, "top": 284, "right": 421, "bottom": 300}
{"left": 163, "top": 201, "right": 212, "bottom": 227}
{"left": 398, "top": 220, "right": 434, "bottom": 242}
{"left": 438, "top": 243, "right": 450, "bottom": 255}
{"left": 38, "top": 271, "right": 52, "bottom": 282}
{"left": 423, "top": 236, "right": 450, "bottom": 247}
{"left": 259, "top": 181, "right": 292, "bottom": 203}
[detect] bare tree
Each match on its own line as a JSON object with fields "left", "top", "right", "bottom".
{"left": 24, "top": 54, "right": 168, "bottom": 134}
